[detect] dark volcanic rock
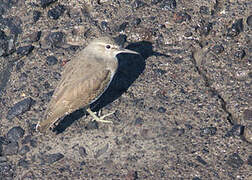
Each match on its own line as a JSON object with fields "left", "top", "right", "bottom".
{"left": 226, "top": 153, "right": 244, "bottom": 169}
{"left": 6, "top": 126, "right": 25, "bottom": 142}
{"left": 16, "top": 45, "right": 34, "bottom": 56}
{"left": 41, "top": 0, "right": 57, "bottom": 8}
{"left": 42, "top": 153, "right": 64, "bottom": 164}
{"left": 48, "top": 5, "right": 65, "bottom": 20}
{"left": 6, "top": 97, "right": 34, "bottom": 120}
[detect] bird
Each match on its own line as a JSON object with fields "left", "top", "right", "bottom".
{"left": 36, "top": 36, "right": 139, "bottom": 133}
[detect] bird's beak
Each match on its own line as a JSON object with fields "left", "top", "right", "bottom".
{"left": 116, "top": 47, "right": 140, "bottom": 55}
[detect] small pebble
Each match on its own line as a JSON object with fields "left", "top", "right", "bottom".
{"left": 0, "top": 144, "right": 2, "bottom": 156}
{"left": 157, "top": 107, "right": 166, "bottom": 113}
{"left": 243, "top": 109, "right": 252, "bottom": 121}
{"left": 17, "top": 158, "right": 29, "bottom": 168}
{"left": 94, "top": 143, "right": 109, "bottom": 158}
{"left": 160, "top": 0, "right": 177, "bottom": 10}
{"left": 248, "top": 155, "right": 252, "bottom": 166}
{"left": 29, "top": 31, "right": 42, "bottom": 42}
{"left": 116, "top": 22, "right": 128, "bottom": 32}
{"left": 29, "top": 139, "right": 37, "bottom": 148}
{"left": 19, "top": 145, "right": 30, "bottom": 156}
{"left": 226, "top": 153, "right": 244, "bottom": 169}
{"left": 0, "top": 161, "right": 14, "bottom": 178}
{"left": 151, "top": 0, "right": 162, "bottom": 4}
{"left": 173, "top": 57, "right": 183, "bottom": 64}
{"left": 6, "top": 97, "right": 34, "bottom": 120}
{"left": 100, "top": 21, "right": 108, "bottom": 31}
{"left": 212, "top": 44, "right": 224, "bottom": 54}
{"left": 131, "top": 18, "right": 141, "bottom": 26}
{"left": 225, "top": 124, "right": 244, "bottom": 137}
{"left": 47, "top": 31, "right": 65, "bottom": 47}
{"left": 0, "top": 136, "right": 10, "bottom": 145}
{"left": 114, "top": 34, "right": 127, "bottom": 47}
{"left": 3, "top": 141, "right": 19, "bottom": 155}
{"left": 135, "top": 117, "right": 144, "bottom": 125}
{"left": 174, "top": 11, "right": 191, "bottom": 23}
{"left": 200, "top": 6, "right": 209, "bottom": 15}
{"left": 15, "top": 60, "right": 24, "bottom": 71}
{"left": 33, "top": 11, "right": 41, "bottom": 22}
{"left": 200, "top": 127, "right": 217, "bottom": 136}
{"left": 79, "top": 146, "right": 87, "bottom": 157}
{"left": 199, "top": 21, "right": 212, "bottom": 36}
{"left": 16, "top": 45, "right": 34, "bottom": 56}
{"left": 48, "top": 4, "right": 65, "bottom": 20}
{"left": 246, "top": 15, "right": 252, "bottom": 28}
{"left": 85, "top": 121, "right": 99, "bottom": 130}
{"left": 196, "top": 156, "right": 207, "bottom": 165}
{"left": 192, "top": 177, "right": 201, "bottom": 180}
{"left": 6, "top": 126, "right": 25, "bottom": 142}
{"left": 21, "top": 135, "right": 32, "bottom": 144}
{"left": 41, "top": 0, "right": 57, "bottom": 8}
{"left": 153, "top": 68, "right": 167, "bottom": 75}
{"left": 46, "top": 56, "right": 58, "bottom": 66}
{"left": 227, "top": 18, "right": 243, "bottom": 37}
{"left": 234, "top": 49, "right": 246, "bottom": 59}
{"left": 132, "top": 0, "right": 145, "bottom": 9}
{"left": 184, "top": 32, "right": 192, "bottom": 37}
{"left": 243, "top": 124, "right": 252, "bottom": 143}
{"left": 42, "top": 153, "right": 64, "bottom": 164}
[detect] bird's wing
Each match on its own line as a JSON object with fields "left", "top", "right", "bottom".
{"left": 37, "top": 62, "right": 112, "bottom": 132}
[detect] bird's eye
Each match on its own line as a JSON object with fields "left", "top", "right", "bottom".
{"left": 105, "top": 45, "right": 111, "bottom": 49}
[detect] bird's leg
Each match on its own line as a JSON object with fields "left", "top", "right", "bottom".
{"left": 86, "top": 107, "right": 114, "bottom": 123}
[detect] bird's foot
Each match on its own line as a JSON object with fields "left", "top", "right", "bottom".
{"left": 86, "top": 108, "right": 114, "bottom": 123}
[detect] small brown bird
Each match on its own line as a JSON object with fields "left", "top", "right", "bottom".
{"left": 36, "top": 36, "right": 139, "bottom": 132}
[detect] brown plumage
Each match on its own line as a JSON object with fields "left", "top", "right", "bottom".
{"left": 36, "top": 36, "right": 139, "bottom": 133}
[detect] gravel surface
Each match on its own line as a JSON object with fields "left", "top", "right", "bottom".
{"left": 0, "top": 0, "right": 251, "bottom": 179}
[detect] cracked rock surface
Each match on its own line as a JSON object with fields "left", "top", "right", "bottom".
{"left": 0, "top": 0, "right": 251, "bottom": 179}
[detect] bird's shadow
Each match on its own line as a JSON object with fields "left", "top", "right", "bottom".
{"left": 53, "top": 40, "right": 167, "bottom": 134}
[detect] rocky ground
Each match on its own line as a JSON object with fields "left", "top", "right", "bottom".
{"left": 0, "top": 0, "right": 251, "bottom": 179}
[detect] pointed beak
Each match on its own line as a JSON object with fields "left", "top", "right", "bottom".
{"left": 116, "top": 47, "right": 140, "bottom": 55}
